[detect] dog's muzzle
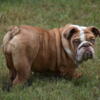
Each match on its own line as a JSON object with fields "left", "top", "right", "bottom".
{"left": 76, "top": 41, "right": 95, "bottom": 63}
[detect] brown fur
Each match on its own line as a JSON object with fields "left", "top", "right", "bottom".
{"left": 3, "top": 25, "right": 87, "bottom": 86}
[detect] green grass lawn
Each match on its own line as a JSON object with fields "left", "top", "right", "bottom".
{"left": 0, "top": 0, "right": 100, "bottom": 100}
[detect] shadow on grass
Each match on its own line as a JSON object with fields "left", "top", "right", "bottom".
{"left": 28, "top": 72, "right": 92, "bottom": 87}
{"left": 72, "top": 75, "right": 92, "bottom": 87}
{"left": 0, "top": 71, "right": 93, "bottom": 92}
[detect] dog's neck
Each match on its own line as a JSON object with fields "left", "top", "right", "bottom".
{"left": 49, "top": 28, "right": 78, "bottom": 68}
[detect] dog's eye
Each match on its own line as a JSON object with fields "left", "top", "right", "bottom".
{"left": 73, "top": 39, "right": 81, "bottom": 46}
{"left": 88, "top": 38, "right": 95, "bottom": 44}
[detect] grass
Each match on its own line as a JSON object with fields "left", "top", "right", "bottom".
{"left": 0, "top": 0, "right": 100, "bottom": 100}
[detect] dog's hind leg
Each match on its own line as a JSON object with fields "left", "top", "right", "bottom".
{"left": 12, "top": 50, "right": 31, "bottom": 86}
{"left": 3, "top": 53, "right": 16, "bottom": 91}
{"left": 5, "top": 53, "right": 16, "bottom": 81}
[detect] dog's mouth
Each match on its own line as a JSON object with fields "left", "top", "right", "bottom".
{"left": 76, "top": 42, "right": 95, "bottom": 64}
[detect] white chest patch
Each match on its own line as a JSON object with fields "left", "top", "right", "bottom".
{"left": 65, "top": 48, "right": 72, "bottom": 56}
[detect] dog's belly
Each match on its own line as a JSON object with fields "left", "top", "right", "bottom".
{"left": 32, "top": 30, "right": 59, "bottom": 72}
{"left": 31, "top": 44, "right": 57, "bottom": 72}
{"left": 32, "top": 60, "right": 56, "bottom": 72}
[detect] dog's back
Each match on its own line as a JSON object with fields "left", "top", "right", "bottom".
{"left": 3, "top": 25, "right": 61, "bottom": 86}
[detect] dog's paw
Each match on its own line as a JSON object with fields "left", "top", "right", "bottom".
{"left": 73, "top": 72, "right": 83, "bottom": 79}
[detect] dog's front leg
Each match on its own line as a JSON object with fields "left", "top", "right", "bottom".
{"left": 58, "top": 66, "right": 82, "bottom": 79}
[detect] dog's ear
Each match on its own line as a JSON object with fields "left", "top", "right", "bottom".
{"left": 61, "top": 26, "right": 78, "bottom": 56}
{"left": 63, "top": 27, "right": 78, "bottom": 40}
{"left": 89, "top": 26, "right": 100, "bottom": 37}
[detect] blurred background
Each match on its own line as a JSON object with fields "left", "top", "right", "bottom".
{"left": 0, "top": 0, "right": 100, "bottom": 100}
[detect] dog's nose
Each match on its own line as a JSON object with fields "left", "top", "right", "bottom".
{"left": 82, "top": 43, "right": 91, "bottom": 47}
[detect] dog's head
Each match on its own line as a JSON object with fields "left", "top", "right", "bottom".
{"left": 61, "top": 24, "right": 100, "bottom": 64}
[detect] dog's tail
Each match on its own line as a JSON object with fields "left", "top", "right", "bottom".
{"left": 2, "top": 26, "right": 20, "bottom": 52}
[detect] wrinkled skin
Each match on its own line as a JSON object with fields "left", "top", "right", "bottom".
{"left": 69, "top": 28, "right": 96, "bottom": 63}
{"left": 2, "top": 24, "right": 100, "bottom": 91}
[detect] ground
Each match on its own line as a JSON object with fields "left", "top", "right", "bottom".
{"left": 0, "top": 0, "right": 100, "bottom": 100}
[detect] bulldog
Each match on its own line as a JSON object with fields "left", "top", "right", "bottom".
{"left": 3, "top": 24, "right": 100, "bottom": 86}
